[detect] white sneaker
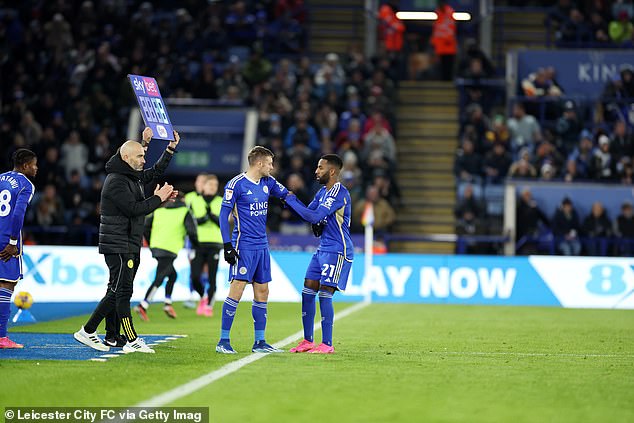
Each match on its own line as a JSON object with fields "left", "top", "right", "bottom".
{"left": 74, "top": 326, "right": 110, "bottom": 352}
{"left": 123, "top": 337, "right": 155, "bottom": 354}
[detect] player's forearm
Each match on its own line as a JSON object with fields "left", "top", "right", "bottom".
{"left": 219, "top": 206, "right": 233, "bottom": 244}
{"left": 286, "top": 197, "right": 327, "bottom": 224}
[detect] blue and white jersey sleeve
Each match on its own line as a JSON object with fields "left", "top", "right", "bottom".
{"left": 0, "top": 171, "right": 35, "bottom": 247}
{"left": 285, "top": 182, "right": 353, "bottom": 259}
{"left": 221, "top": 175, "right": 240, "bottom": 210}
{"left": 219, "top": 174, "right": 243, "bottom": 244}
{"left": 285, "top": 184, "right": 344, "bottom": 224}
{"left": 10, "top": 175, "right": 34, "bottom": 239}
{"left": 265, "top": 176, "right": 289, "bottom": 199}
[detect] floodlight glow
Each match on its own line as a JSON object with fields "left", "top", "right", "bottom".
{"left": 396, "top": 11, "right": 437, "bottom": 20}
{"left": 395, "top": 11, "right": 472, "bottom": 21}
{"left": 452, "top": 12, "right": 472, "bottom": 21}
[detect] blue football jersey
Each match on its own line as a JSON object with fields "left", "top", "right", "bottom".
{"left": 221, "top": 173, "right": 288, "bottom": 250}
{"left": 288, "top": 182, "right": 354, "bottom": 261}
{"left": 0, "top": 171, "right": 35, "bottom": 252}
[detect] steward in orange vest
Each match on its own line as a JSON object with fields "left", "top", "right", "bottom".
{"left": 378, "top": 1, "right": 405, "bottom": 52}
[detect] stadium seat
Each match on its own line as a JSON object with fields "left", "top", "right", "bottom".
{"left": 457, "top": 181, "right": 483, "bottom": 201}
{"left": 484, "top": 184, "right": 505, "bottom": 216}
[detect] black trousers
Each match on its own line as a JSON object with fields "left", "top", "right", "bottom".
{"left": 85, "top": 253, "right": 140, "bottom": 342}
{"left": 190, "top": 245, "right": 221, "bottom": 304}
{"left": 144, "top": 255, "right": 177, "bottom": 301}
{"left": 439, "top": 54, "right": 455, "bottom": 81}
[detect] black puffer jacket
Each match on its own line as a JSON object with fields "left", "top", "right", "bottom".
{"left": 98, "top": 148, "right": 172, "bottom": 254}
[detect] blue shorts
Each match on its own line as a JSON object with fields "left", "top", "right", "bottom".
{"left": 229, "top": 248, "right": 271, "bottom": 284}
{"left": 305, "top": 251, "right": 352, "bottom": 291}
{"left": 0, "top": 255, "right": 23, "bottom": 283}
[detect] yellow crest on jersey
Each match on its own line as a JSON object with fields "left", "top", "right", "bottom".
{"left": 127, "top": 259, "right": 134, "bottom": 269}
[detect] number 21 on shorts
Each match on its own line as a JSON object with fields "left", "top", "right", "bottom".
{"left": 321, "top": 263, "right": 336, "bottom": 278}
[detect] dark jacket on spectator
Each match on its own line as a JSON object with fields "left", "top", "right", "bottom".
{"left": 616, "top": 213, "right": 634, "bottom": 238}
{"left": 98, "top": 149, "right": 172, "bottom": 254}
{"left": 610, "top": 133, "right": 634, "bottom": 160}
{"left": 453, "top": 150, "right": 483, "bottom": 179}
{"left": 552, "top": 207, "right": 581, "bottom": 237}
{"left": 454, "top": 196, "right": 485, "bottom": 219}
{"left": 582, "top": 211, "right": 613, "bottom": 238}
{"left": 516, "top": 198, "right": 549, "bottom": 239}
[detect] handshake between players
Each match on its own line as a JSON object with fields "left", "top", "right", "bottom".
{"left": 217, "top": 150, "right": 353, "bottom": 354}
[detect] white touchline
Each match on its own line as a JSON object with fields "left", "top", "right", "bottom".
{"left": 135, "top": 301, "right": 370, "bottom": 407}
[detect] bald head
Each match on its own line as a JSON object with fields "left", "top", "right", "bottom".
{"left": 120, "top": 140, "right": 146, "bottom": 171}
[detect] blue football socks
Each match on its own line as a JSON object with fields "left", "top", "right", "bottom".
{"left": 0, "top": 288, "right": 13, "bottom": 338}
{"left": 220, "top": 297, "right": 239, "bottom": 341}
{"left": 301, "top": 287, "right": 317, "bottom": 342}
{"left": 318, "top": 289, "right": 334, "bottom": 346}
{"left": 252, "top": 301, "right": 267, "bottom": 342}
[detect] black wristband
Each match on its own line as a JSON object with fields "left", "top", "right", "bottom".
{"left": 166, "top": 146, "right": 176, "bottom": 154}
{"left": 224, "top": 242, "right": 233, "bottom": 250}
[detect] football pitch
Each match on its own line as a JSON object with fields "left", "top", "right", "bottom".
{"left": 1, "top": 302, "right": 633, "bottom": 423}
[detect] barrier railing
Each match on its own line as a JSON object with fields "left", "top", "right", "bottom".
{"left": 517, "top": 234, "right": 634, "bottom": 256}
{"left": 506, "top": 95, "right": 634, "bottom": 129}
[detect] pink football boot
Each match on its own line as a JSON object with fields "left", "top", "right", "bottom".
{"left": 203, "top": 305, "right": 213, "bottom": 317}
{"left": 0, "top": 336, "right": 24, "bottom": 349}
{"left": 308, "top": 343, "right": 334, "bottom": 354}
{"left": 289, "top": 339, "right": 315, "bottom": 353}
{"left": 196, "top": 297, "right": 208, "bottom": 316}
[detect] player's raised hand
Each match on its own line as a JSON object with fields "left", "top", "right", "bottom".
{"left": 0, "top": 244, "right": 18, "bottom": 262}
{"left": 168, "top": 130, "right": 180, "bottom": 150}
{"left": 223, "top": 242, "right": 240, "bottom": 265}
{"left": 154, "top": 182, "right": 174, "bottom": 202}
{"left": 142, "top": 127, "right": 153, "bottom": 147}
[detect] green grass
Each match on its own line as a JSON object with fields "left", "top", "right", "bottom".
{"left": 1, "top": 303, "right": 633, "bottom": 423}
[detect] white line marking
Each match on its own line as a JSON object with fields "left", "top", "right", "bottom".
{"left": 100, "top": 354, "right": 120, "bottom": 358}
{"left": 427, "top": 351, "right": 634, "bottom": 358}
{"left": 135, "top": 301, "right": 370, "bottom": 407}
{"left": 90, "top": 358, "right": 107, "bottom": 362}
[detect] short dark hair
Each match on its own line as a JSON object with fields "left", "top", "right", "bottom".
{"left": 321, "top": 154, "right": 343, "bottom": 170}
{"left": 12, "top": 148, "right": 36, "bottom": 168}
{"left": 248, "top": 146, "right": 274, "bottom": 166}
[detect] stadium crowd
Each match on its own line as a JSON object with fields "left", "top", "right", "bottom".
{"left": 0, "top": 0, "right": 399, "bottom": 245}
{"left": 452, "top": 1, "right": 634, "bottom": 255}
{"left": 547, "top": 0, "right": 634, "bottom": 47}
